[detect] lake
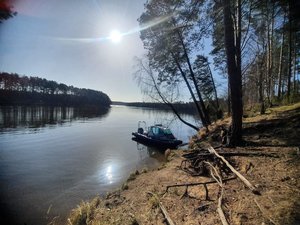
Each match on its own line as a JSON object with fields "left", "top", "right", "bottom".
{"left": 0, "top": 105, "right": 199, "bottom": 225}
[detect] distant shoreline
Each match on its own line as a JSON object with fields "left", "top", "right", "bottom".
{"left": 112, "top": 101, "right": 198, "bottom": 114}
{"left": 0, "top": 73, "right": 111, "bottom": 108}
{"left": 0, "top": 90, "right": 111, "bottom": 109}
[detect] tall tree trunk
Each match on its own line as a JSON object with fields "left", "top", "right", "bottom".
{"left": 265, "top": 3, "right": 272, "bottom": 106}
{"left": 293, "top": 37, "right": 297, "bottom": 97}
{"left": 277, "top": 13, "right": 285, "bottom": 99}
{"left": 227, "top": 79, "right": 231, "bottom": 116}
{"left": 236, "top": 0, "right": 242, "bottom": 81}
{"left": 287, "top": 2, "right": 292, "bottom": 101}
{"left": 207, "top": 61, "right": 220, "bottom": 109}
{"left": 258, "top": 62, "right": 265, "bottom": 114}
{"left": 145, "top": 63, "right": 199, "bottom": 131}
{"left": 171, "top": 52, "right": 208, "bottom": 127}
{"left": 175, "top": 25, "right": 210, "bottom": 125}
{"left": 222, "top": 0, "right": 243, "bottom": 146}
{"left": 269, "top": 4, "right": 275, "bottom": 104}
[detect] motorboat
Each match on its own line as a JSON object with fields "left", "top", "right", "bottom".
{"left": 132, "top": 121, "right": 182, "bottom": 149}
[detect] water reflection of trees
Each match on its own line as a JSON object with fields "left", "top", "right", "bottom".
{"left": 0, "top": 106, "right": 110, "bottom": 129}
{"left": 139, "top": 107, "right": 201, "bottom": 128}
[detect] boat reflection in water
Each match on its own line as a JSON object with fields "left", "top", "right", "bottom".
{"left": 134, "top": 141, "right": 166, "bottom": 163}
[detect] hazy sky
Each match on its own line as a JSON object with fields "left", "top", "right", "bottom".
{"left": 0, "top": 0, "right": 226, "bottom": 102}
{"left": 0, "top": 0, "right": 149, "bottom": 102}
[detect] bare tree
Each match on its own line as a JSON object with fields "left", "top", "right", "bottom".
{"left": 134, "top": 57, "right": 199, "bottom": 131}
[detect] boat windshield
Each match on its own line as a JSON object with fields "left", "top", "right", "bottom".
{"left": 163, "top": 128, "right": 172, "bottom": 135}
{"left": 149, "top": 126, "right": 173, "bottom": 136}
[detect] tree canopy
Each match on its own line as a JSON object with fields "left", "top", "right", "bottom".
{"left": 137, "top": 0, "right": 300, "bottom": 146}
{"left": 0, "top": 0, "right": 16, "bottom": 23}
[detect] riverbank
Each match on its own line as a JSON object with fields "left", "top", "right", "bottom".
{"left": 64, "top": 103, "right": 300, "bottom": 225}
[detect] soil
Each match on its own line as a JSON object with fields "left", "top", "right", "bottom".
{"left": 65, "top": 103, "right": 300, "bottom": 225}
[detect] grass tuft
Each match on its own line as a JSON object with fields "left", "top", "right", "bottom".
{"left": 121, "top": 182, "right": 129, "bottom": 190}
{"left": 127, "top": 172, "right": 137, "bottom": 182}
{"left": 68, "top": 201, "right": 92, "bottom": 225}
{"left": 148, "top": 195, "right": 159, "bottom": 209}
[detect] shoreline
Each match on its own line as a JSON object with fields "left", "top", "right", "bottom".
{"left": 64, "top": 146, "right": 299, "bottom": 225}
{"left": 63, "top": 103, "right": 300, "bottom": 225}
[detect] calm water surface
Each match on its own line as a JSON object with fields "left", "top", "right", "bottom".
{"left": 0, "top": 105, "right": 198, "bottom": 225}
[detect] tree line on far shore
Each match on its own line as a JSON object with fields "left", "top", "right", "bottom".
{"left": 113, "top": 100, "right": 225, "bottom": 119}
{"left": 0, "top": 72, "right": 111, "bottom": 108}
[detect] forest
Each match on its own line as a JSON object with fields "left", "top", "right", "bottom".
{"left": 135, "top": 0, "right": 300, "bottom": 146}
{"left": 0, "top": 72, "right": 111, "bottom": 108}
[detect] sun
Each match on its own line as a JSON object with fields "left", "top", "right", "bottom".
{"left": 109, "top": 30, "right": 122, "bottom": 43}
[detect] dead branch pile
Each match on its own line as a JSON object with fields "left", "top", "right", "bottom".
{"left": 174, "top": 144, "right": 263, "bottom": 224}
{"left": 180, "top": 147, "right": 233, "bottom": 177}
{"left": 181, "top": 146, "right": 278, "bottom": 177}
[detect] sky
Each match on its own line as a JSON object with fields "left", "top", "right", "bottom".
{"left": 0, "top": 0, "right": 149, "bottom": 102}
{"left": 0, "top": 0, "right": 226, "bottom": 102}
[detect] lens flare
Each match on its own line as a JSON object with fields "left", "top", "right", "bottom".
{"left": 54, "top": 14, "right": 173, "bottom": 44}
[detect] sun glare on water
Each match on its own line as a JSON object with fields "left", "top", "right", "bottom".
{"left": 109, "top": 30, "right": 122, "bottom": 43}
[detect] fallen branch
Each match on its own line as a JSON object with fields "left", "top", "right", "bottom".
{"left": 183, "top": 151, "right": 279, "bottom": 158}
{"left": 165, "top": 177, "right": 236, "bottom": 200}
{"left": 208, "top": 145, "right": 260, "bottom": 195}
{"left": 254, "top": 198, "right": 278, "bottom": 225}
{"left": 204, "top": 161, "right": 229, "bottom": 225}
{"left": 166, "top": 176, "right": 236, "bottom": 191}
{"left": 147, "top": 192, "right": 175, "bottom": 225}
{"left": 196, "top": 202, "right": 213, "bottom": 211}
{"left": 159, "top": 201, "right": 175, "bottom": 225}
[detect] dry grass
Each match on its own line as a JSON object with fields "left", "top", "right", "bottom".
{"left": 68, "top": 197, "right": 101, "bottom": 225}
{"left": 244, "top": 102, "right": 300, "bottom": 123}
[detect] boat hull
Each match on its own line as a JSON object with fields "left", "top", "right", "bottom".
{"left": 132, "top": 132, "right": 182, "bottom": 149}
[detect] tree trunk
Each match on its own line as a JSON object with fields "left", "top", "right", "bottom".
{"left": 258, "top": 63, "right": 265, "bottom": 114}
{"left": 269, "top": 4, "right": 275, "bottom": 104}
{"left": 171, "top": 52, "right": 208, "bottom": 127}
{"left": 227, "top": 80, "right": 231, "bottom": 116}
{"left": 287, "top": 2, "right": 292, "bottom": 101}
{"left": 222, "top": 0, "right": 243, "bottom": 146}
{"left": 140, "top": 59, "right": 200, "bottom": 131}
{"left": 277, "top": 14, "right": 285, "bottom": 99}
{"left": 293, "top": 37, "right": 297, "bottom": 97}
{"left": 207, "top": 61, "right": 220, "bottom": 109}
{"left": 175, "top": 25, "right": 210, "bottom": 126}
{"left": 265, "top": 3, "right": 275, "bottom": 106}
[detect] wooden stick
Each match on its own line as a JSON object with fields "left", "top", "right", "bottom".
{"left": 204, "top": 161, "right": 229, "bottom": 225}
{"left": 166, "top": 176, "right": 236, "bottom": 191}
{"left": 254, "top": 198, "right": 278, "bottom": 225}
{"left": 147, "top": 192, "right": 175, "bottom": 225}
{"left": 183, "top": 151, "right": 279, "bottom": 158}
{"left": 159, "top": 202, "right": 175, "bottom": 225}
{"left": 204, "top": 183, "right": 209, "bottom": 200}
{"left": 220, "top": 151, "right": 278, "bottom": 157}
{"left": 207, "top": 145, "right": 261, "bottom": 195}
{"left": 217, "top": 199, "right": 229, "bottom": 225}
